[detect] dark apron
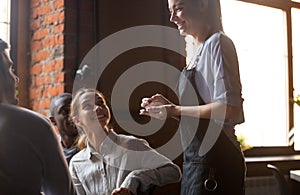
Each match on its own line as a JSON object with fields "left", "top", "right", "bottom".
{"left": 178, "top": 67, "right": 246, "bottom": 195}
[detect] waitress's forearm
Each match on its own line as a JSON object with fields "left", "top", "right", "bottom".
{"left": 175, "top": 102, "right": 237, "bottom": 120}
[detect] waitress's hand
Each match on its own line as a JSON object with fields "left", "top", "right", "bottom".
{"left": 141, "top": 94, "right": 171, "bottom": 107}
{"left": 111, "top": 187, "right": 133, "bottom": 195}
{"left": 140, "top": 94, "right": 179, "bottom": 120}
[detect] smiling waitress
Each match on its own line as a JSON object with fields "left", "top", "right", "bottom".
{"left": 140, "top": 0, "right": 246, "bottom": 194}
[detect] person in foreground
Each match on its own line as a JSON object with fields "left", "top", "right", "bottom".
{"left": 50, "top": 93, "right": 80, "bottom": 165}
{"left": 140, "top": 0, "right": 246, "bottom": 194}
{"left": 69, "top": 88, "right": 182, "bottom": 195}
{"left": 0, "top": 38, "right": 76, "bottom": 194}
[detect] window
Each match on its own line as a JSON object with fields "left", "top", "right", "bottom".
{"left": 216, "top": 0, "right": 300, "bottom": 147}
{"left": 292, "top": 7, "right": 300, "bottom": 149}
{"left": 0, "top": 0, "right": 11, "bottom": 43}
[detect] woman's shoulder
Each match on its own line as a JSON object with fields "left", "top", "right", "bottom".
{"left": 205, "top": 31, "right": 236, "bottom": 55}
{"left": 206, "top": 32, "right": 233, "bottom": 45}
{"left": 0, "top": 103, "right": 53, "bottom": 133}
{"left": 114, "top": 132, "right": 150, "bottom": 150}
{"left": 116, "top": 132, "right": 147, "bottom": 142}
{"left": 1, "top": 103, "right": 47, "bottom": 121}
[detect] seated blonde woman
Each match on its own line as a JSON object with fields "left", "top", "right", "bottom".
{"left": 69, "top": 88, "right": 182, "bottom": 195}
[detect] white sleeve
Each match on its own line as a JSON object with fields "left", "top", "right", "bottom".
{"left": 120, "top": 138, "right": 182, "bottom": 194}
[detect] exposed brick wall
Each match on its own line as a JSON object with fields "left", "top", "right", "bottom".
{"left": 30, "top": 0, "right": 65, "bottom": 115}
{"left": 29, "top": 0, "right": 96, "bottom": 115}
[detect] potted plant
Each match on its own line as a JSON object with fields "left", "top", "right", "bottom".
{"left": 237, "top": 134, "right": 252, "bottom": 151}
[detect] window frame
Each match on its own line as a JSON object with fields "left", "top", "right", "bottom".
{"left": 10, "top": 0, "right": 30, "bottom": 108}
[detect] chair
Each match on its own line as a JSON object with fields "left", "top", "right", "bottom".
{"left": 267, "top": 164, "right": 291, "bottom": 195}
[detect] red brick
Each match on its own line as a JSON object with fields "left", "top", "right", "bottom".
{"left": 44, "top": 76, "right": 52, "bottom": 85}
{"left": 32, "top": 99, "right": 40, "bottom": 110}
{"left": 57, "top": 35, "right": 64, "bottom": 45}
{"left": 29, "top": 0, "right": 71, "bottom": 113}
{"left": 43, "top": 85, "right": 64, "bottom": 98}
{"left": 30, "top": 64, "right": 43, "bottom": 75}
{"left": 31, "top": 20, "right": 41, "bottom": 31}
{"left": 53, "top": 24, "right": 64, "bottom": 34}
{"left": 54, "top": 72, "right": 64, "bottom": 83}
{"left": 30, "top": 88, "right": 42, "bottom": 99}
{"left": 35, "top": 75, "right": 52, "bottom": 86}
{"left": 39, "top": 111, "right": 47, "bottom": 116}
{"left": 46, "top": 61, "right": 60, "bottom": 73}
{"left": 33, "top": 50, "right": 51, "bottom": 62}
{"left": 35, "top": 76, "right": 43, "bottom": 86}
{"left": 32, "top": 9, "right": 39, "bottom": 19}
{"left": 31, "top": 41, "right": 42, "bottom": 52}
{"left": 44, "top": 65, "right": 52, "bottom": 73}
{"left": 39, "top": 98, "right": 51, "bottom": 110}
{"left": 43, "top": 87, "right": 52, "bottom": 98}
{"left": 31, "top": 0, "right": 40, "bottom": 8}
{"left": 44, "top": 99, "right": 51, "bottom": 109}
{"left": 54, "top": 59, "right": 64, "bottom": 70}
{"left": 33, "top": 7, "right": 51, "bottom": 19}
{"left": 44, "top": 35, "right": 64, "bottom": 47}
{"left": 44, "top": 36, "right": 56, "bottom": 47}
{"left": 33, "top": 28, "right": 50, "bottom": 40}
{"left": 54, "top": 0, "right": 64, "bottom": 10}
{"left": 44, "top": 12, "right": 65, "bottom": 25}
{"left": 55, "top": 85, "right": 65, "bottom": 95}
{"left": 44, "top": 62, "right": 54, "bottom": 73}
{"left": 31, "top": 76, "right": 36, "bottom": 87}
{"left": 44, "top": 60, "right": 63, "bottom": 73}
{"left": 39, "top": 5, "right": 52, "bottom": 16}
{"left": 49, "top": 85, "right": 64, "bottom": 97}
